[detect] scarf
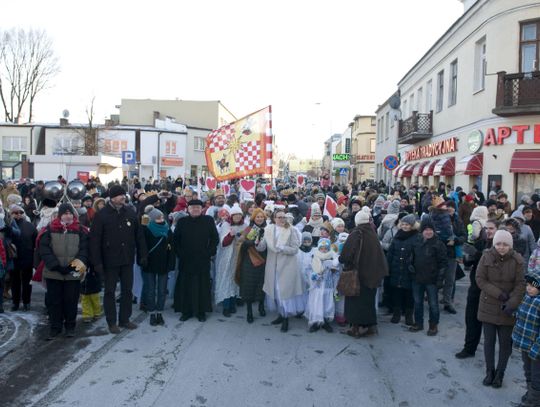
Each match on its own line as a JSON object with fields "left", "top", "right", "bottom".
{"left": 148, "top": 220, "right": 169, "bottom": 238}
{"left": 307, "top": 216, "right": 324, "bottom": 237}
{"left": 300, "top": 245, "right": 312, "bottom": 253}
{"left": 49, "top": 217, "right": 86, "bottom": 233}
{"left": 311, "top": 249, "right": 334, "bottom": 276}
{"left": 265, "top": 224, "right": 292, "bottom": 253}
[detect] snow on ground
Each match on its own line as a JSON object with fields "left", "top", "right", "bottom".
{"left": 28, "top": 281, "right": 525, "bottom": 407}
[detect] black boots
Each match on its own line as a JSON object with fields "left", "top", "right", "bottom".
{"left": 390, "top": 310, "right": 401, "bottom": 324}
{"left": 258, "top": 301, "right": 266, "bottom": 317}
{"left": 404, "top": 309, "right": 414, "bottom": 326}
{"left": 150, "top": 313, "right": 158, "bottom": 326}
{"left": 321, "top": 320, "right": 333, "bottom": 333}
{"left": 491, "top": 369, "right": 504, "bottom": 388}
{"left": 246, "top": 303, "right": 254, "bottom": 324}
{"left": 427, "top": 323, "right": 438, "bottom": 336}
{"left": 271, "top": 315, "right": 284, "bottom": 325}
{"left": 280, "top": 318, "right": 289, "bottom": 332}
{"left": 455, "top": 349, "right": 475, "bottom": 359}
{"left": 483, "top": 369, "right": 495, "bottom": 386}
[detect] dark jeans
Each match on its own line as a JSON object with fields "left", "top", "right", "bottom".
{"left": 483, "top": 322, "right": 513, "bottom": 372}
{"left": 412, "top": 281, "right": 439, "bottom": 327}
{"left": 391, "top": 286, "right": 413, "bottom": 313}
{"left": 463, "top": 285, "right": 482, "bottom": 354}
{"left": 142, "top": 272, "right": 167, "bottom": 312}
{"left": 45, "top": 279, "right": 80, "bottom": 332}
{"left": 442, "top": 257, "right": 457, "bottom": 305}
{"left": 104, "top": 265, "right": 133, "bottom": 326}
{"left": 11, "top": 266, "right": 33, "bottom": 306}
{"left": 522, "top": 351, "right": 540, "bottom": 391}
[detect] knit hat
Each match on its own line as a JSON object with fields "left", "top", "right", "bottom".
{"left": 526, "top": 274, "right": 540, "bottom": 288}
{"left": 331, "top": 217, "right": 345, "bottom": 230}
{"left": 317, "top": 238, "right": 331, "bottom": 250}
{"left": 486, "top": 199, "right": 497, "bottom": 208}
{"left": 302, "top": 231, "right": 313, "bottom": 244}
{"left": 493, "top": 230, "right": 513, "bottom": 247}
{"left": 42, "top": 198, "right": 57, "bottom": 208}
{"left": 511, "top": 210, "right": 526, "bottom": 222}
{"left": 148, "top": 208, "right": 164, "bottom": 222}
{"left": 387, "top": 200, "right": 401, "bottom": 215}
{"left": 82, "top": 195, "right": 93, "bottom": 203}
{"left": 9, "top": 204, "right": 24, "bottom": 214}
{"left": 401, "top": 214, "right": 417, "bottom": 226}
{"left": 188, "top": 199, "right": 204, "bottom": 206}
{"left": 7, "top": 194, "right": 21, "bottom": 206}
{"left": 489, "top": 191, "right": 497, "bottom": 197}
{"left": 311, "top": 202, "right": 322, "bottom": 216}
{"left": 229, "top": 203, "right": 243, "bottom": 216}
{"left": 420, "top": 219, "right": 435, "bottom": 232}
{"left": 315, "top": 193, "right": 325, "bottom": 201}
{"left": 109, "top": 185, "right": 126, "bottom": 199}
{"left": 465, "top": 194, "right": 475, "bottom": 202}
{"left": 354, "top": 206, "right": 371, "bottom": 226}
{"left": 58, "top": 203, "right": 76, "bottom": 218}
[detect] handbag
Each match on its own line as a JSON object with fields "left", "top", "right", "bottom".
{"left": 336, "top": 230, "right": 364, "bottom": 297}
{"left": 462, "top": 242, "right": 478, "bottom": 264}
{"left": 247, "top": 246, "right": 265, "bottom": 267}
{"left": 6, "top": 243, "right": 17, "bottom": 259}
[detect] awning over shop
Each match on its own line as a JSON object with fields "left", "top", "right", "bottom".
{"left": 456, "top": 153, "right": 483, "bottom": 176}
{"left": 413, "top": 161, "right": 430, "bottom": 177}
{"left": 393, "top": 164, "right": 405, "bottom": 177}
{"left": 399, "top": 164, "right": 414, "bottom": 178}
{"left": 433, "top": 157, "right": 455, "bottom": 176}
{"left": 510, "top": 150, "right": 540, "bottom": 173}
{"left": 422, "top": 159, "right": 440, "bottom": 177}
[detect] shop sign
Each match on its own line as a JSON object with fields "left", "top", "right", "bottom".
{"left": 161, "top": 157, "right": 183, "bottom": 166}
{"left": 332, "top": 153, "right": 350, "bottom": 161}
{"left": 356, "top": 154, "right": 375, "bottom": 162}
{"left": 468, "top": 130, "right": 483, "bottom": 153}
{"left": 483, "top": 124, "right": 540, "bottom": 146}
{"left": 405, "top": 137, "right": 457, "bottom": 161}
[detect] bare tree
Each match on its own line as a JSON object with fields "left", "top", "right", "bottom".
{"left": 0, "top": 28, "right": 59, "bottom": 123}
{"left": 84, "top": 96, "right": 98, "bottom": 155}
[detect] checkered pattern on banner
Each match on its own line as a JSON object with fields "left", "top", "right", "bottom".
{"left": 207, "top": 124, "right": 235, "bottom": 153}
{"left": 236, "top": 140, "right": 261, "bottom": 171}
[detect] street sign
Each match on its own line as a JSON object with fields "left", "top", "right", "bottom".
{"left": 339, "top": 168, "right": 348, "bottom": 176}
{"left": 122, "top": 150, "right": 136, "bottom": 165}
{"left": 384, "top": 155, "right": 399, "bottom": 171}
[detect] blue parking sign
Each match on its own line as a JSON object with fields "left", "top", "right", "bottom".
{"left": 122, "top": 151, "right": 136, "bottom": 165}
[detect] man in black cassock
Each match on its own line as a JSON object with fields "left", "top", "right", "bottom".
{"left": 173, "top": 199, "right": 219, "bottom": 322}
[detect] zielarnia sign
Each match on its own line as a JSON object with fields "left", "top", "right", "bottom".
{"left": 332, "top": 153, "right": 350, "bottom": 161}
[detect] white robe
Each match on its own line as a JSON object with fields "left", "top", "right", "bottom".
{"left": 214, "top": 222, "right": 246, "bottom": 304}
{"left": 306, "top": 256, "right": 338, "bottom": 326}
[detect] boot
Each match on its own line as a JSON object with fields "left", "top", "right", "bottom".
{"left": 108, "top": 324, "right": 121, "bottom": 334}
{"left": 358, "top": 325, "right": 378, "bottom": 337}
{"left": 271, "top": 315, "right": 284, "bottom": 325}
{"left": 491, "top": 369, "right": 504, "bottom": 388}
{"left": 482, "top": 369, "right": 495, "bottom": 386}
{"left": 150, "top": 313, "right": 158, "bottom": 326}
{"left": 246, "top": 303, "right": 254, "bottom": 324}
{"left": 309, "top": 324, "right": 320, "bottom": 333}
{"left": 230, "top": 300, "right": 237, "bottom": 314}
{"left": 390, "top": 309, "right": 401, "bottom": 324}
{"left": 322, "top": 319, "right": 333, "bottom": 333}
{"left": 455, "top": 349, "right": 475, "bottom": 359}
{"left": 521, "top": 387, "right": 540, "bottom": 407}
{"left": 404, "top": 309, "right": 414, "bottom": 326}
{"left": 408, "top": 324, "right": 423, "bottom": 332}
{"left": 521, "top": 382, "right": 531, "bottom": 403}
{"left": 280, "top": 318, "right": 289, "bottom": 333}
{"left": 258, "top": 301, "right": 266, "bottom": 317}
{"left": 223, "top": 305, "right": 231, "bottom": 317}
{"left": 157, "top": 313, "right": 164, "bottom": 325}
{"left": 427, "top": 323, "right": 438, "bottom": 336}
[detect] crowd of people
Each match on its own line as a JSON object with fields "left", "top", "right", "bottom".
{"left": 2, "top": 175, "right": 540, "bottom": 405}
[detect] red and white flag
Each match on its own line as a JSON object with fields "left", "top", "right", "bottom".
{"left": 323, "top": 195, "right": 338, "bottom": 219}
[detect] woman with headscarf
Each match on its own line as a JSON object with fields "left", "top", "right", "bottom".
{"left": 339, "top": 206, "right": 389, "bottom": 338}
{"left": 236, "top": 208, "right": 267, "bottom": 323}
{"left": 257, "top": 208, "right": 304, "bottom": 333}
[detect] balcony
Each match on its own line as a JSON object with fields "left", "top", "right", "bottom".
{"left": 398, "top": 111, "right": 433, "bottom": 144}
{"left": 493, "top": 71, "right": 540, "bottom": 117}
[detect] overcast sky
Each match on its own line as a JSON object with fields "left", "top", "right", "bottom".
{"left": 1, "top": 0, "right": 463, "bottom": 159}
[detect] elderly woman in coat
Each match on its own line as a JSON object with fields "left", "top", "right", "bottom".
{"left": 476, "top": 229, "right": 526, "bottom": 388}
{"left": 339, "top": 206, "right": 388, "bottom": 338}
{"left": 257, "top": 208, "right": 304, "bottom": 333}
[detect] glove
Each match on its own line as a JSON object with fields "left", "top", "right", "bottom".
{"left": 498, "top": 292, "right": 510, "bottom": 302}
{"left": 59, "top": 266, "right": 71, "bottom": 275}
{"left": 501, "top": 304, "right": 515, "bottom": 317}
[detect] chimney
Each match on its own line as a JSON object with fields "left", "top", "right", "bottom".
{"left": 153, "top": 111, "right": 160, "bottom": 120}
{"left": 60, "top": 118, "right": 69, "bottom": 126}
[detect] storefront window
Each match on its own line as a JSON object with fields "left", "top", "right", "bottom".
{"left": 516, "top": 174, "right": 540, "bottom": 205}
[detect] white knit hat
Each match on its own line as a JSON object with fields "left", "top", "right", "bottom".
{"left": 229, "top": 203, "right": 243, "bottom": 216}
{"left": 331, "top": 217, "right": 345, "bottom": 229}
{"left": 355, "top": 206, "right": 372, "bottom": 225}
{"left": 311, "top": 202, "right": 322, "bottom": 216}
{"left": 493, "top": 230, "right": 513, "bottom": 247}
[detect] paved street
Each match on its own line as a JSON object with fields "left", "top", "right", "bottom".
{"left": 0, "top": 281, "right": 527, "bottom": 407}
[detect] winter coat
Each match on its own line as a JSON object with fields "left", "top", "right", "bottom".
{"left": 381, "top": 225, "right": 398, "bottom": 252}
{"left": 476, "top": 247, "right": 526, "bottom": 326}
{"left": 39, "top": 219, "right": 89, "bottom": 281}
{"left": 428, "top": 207, "right": 453, "bottom": 243}
{"left": 12, "top": 218, "right": 37, "bottom": 269}
{"left": 258, "top": 224, "right": 303, "bottom": 301}
{"left": 90, "top": 202, "right": 147, "bottom": 269}
{"left": 458, "top": 201, "right": 474, "bottom": 227}
{"left": 386, "top": 230, "right": 419, "bottom": 289}
{"left": 236, "top": 225, "right": 266, "bottom": 303}
{"left": 520, "top": 224, "right": 537, "bottom": 261}
{"left": 411, "top": 235, "right": 448, "bottom": 285}
{"left": 512, "top": 291, "right": 540, "bottom": 360}
{"left": 339, "top": 223, "right": 389, "bottom": 290}
{"left": 142, "top": 225, "right": 173, "bottom": 275}
{"left": 377, "top": 213, "right": 398, "bottom": 240}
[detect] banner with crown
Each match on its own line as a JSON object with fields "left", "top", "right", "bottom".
{"left": 205, "top": 106, "right": 273, "bottom": 182}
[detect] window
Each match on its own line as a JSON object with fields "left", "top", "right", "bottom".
{"left": 417, "top": 87, "right": 423, "bottom": 112}
{"left": 410, "top": 94, "right": 415, "bottom": 114}
{"left": 448, "top": 60, "right": 458, "bottom": 106}
{"left": 371, "top": 117, "right": 376, "bottom": 127}
{"left": 370, "top": 138, "right": 376, "bottom": 153}
{"left": 402, "top": 100, "right": 408, "bottom": 119}
{"left": 345, "top": 138, "right": 351, "bottom": 154}
{"left": 3, "top": 136, "right": 27, "bottom": 151}
{"left": 426, "top": 80, "right": 433, "bottom": 112}
{"left": 474, "top": 37, "right": 487, "bottom": 91}
{"left": 520, "top": 20, "right": 540, "bottom": 72}
{"left": 194, "top": 136, "right": 206, "bottom": 151}
{"left": 190, "top": 165, "right": 198, "bottom": 178}
{"left": 436, "top": 70, "right": 444, "bottom": 112}
{"left": 385, "top": 112, "right": 390, "bottom": 139}
{"left": 377, "top": 118, "right": 382, "bottom": 143}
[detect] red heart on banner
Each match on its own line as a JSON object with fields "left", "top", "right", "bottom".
{"left": 206, "top": 177, "right": 217, "bottom": 190}
{"left": 324, "top": 195, "right": 338, "bottom": 219}
{"left": 264, "top": 184, "right": 272, "bottom": 193}
{"left": 297, "top": 175, "right": 305, "bottom": 186}
{"left": 222, "top": 184, "right": 231, "bottom": 196}
{"left": 240, "top": 179, "right": 256, "bottom": 192}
